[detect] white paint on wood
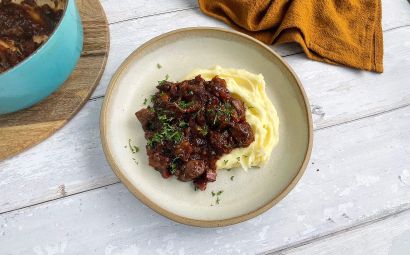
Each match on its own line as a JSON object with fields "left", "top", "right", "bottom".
{"left": 1, "top": 105, "right": 409, "bottom": 254}
{"left": 1, "top": 26, "right": 410, "bottom": 215}
{"left": 1, "top": 1, "right": 410, "bottom": 253}
{"left": 99, "top": 0, "right": 410, "bottom": 29}
{"left": 100, "top": 0, "right": 198, "bottom": 24}
{"left": 92, "top": 1, "right": 410, "bottom": 98}
{"left": 270, "top": 208, "right": 410, "bottom": 255}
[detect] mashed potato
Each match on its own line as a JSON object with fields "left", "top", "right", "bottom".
{"left": 185, "top": 66, "right": 279, "bottom": 170}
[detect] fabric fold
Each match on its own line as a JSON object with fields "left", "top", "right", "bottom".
{"left": 199, "top": 0, "right": 383, "bottom": 73}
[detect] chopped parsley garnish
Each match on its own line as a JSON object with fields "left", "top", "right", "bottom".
{"left": 158, "top": 114, "right": 173, "bottom": 122}
{"left": 170, "top": 158, "right": 178, "bottom": 174}
{"left": 230, "top": 176, "right": 234, "bottom": 181}
{"left": 178, "top": 100, "right": 194, "bottom": 109}
{"left": 143, "top": 98, "right": 148, "bottom": 105}
{"left": 147, "top": 114, "right": 183, "bottom": 148}
{"left": 247, "top": 106, "right": 254, "bottom": 110}
{"left": 128, "top": 139, "right": 139, "bottom": 154}
{"left": 213, "top": 112, "right": 218, "bottom": 125}
{"left": 198, "top": 125, "right": 208, "bottom": 136}
{"left": 158, "top": 74, "right": 169, "bottom": 85}
{"left": 161, "top": 123, "right": 183, "bottom": 142}
{"left": 179, "top": 120, "right": 189, "bottom": 128}
{"left": 223, "top": 160, "right": 228, "bottom": 165}
{"left": 236, "top": 157, "right": 240, "bottom": 162}
{"left": 222, "top": 102, "right": 234, "bottom": 117}
{"left": 147, "top": 133, "right": 162, "bottom": 147}
{"left": 211, "top": 190, "right": 224, "bottom": 205}
{"left": 156, "top": 63, "right": 162, "bottom": 69}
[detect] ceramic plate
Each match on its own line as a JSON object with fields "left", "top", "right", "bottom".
{"left": 101, "top": 27, "right": 313, "bottom": 227}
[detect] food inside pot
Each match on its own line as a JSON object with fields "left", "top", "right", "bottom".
{"left": 0, "top": 0, "right": 63, "bottom": 73}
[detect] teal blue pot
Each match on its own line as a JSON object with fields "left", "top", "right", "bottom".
{"left": 0, "top": 0, "right": 83, "bottom": 114}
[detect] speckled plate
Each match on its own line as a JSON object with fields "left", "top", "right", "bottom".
{"left": 100, "top": 27, "right": 313, "bottom": 227}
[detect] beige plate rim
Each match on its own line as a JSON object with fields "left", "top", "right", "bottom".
{"left": 100, "top": 27, "right": 313, "bottom": 228}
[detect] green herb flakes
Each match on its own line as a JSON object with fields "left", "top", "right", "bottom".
{"left": 158, "top": 74, "right": 169, "bottom": 85}
{"left": 178, "top": 100, "right": 194, "bottom": 109}
{"left": 156, "top": 63, "right": 162, "bottom": 69}
{"left": 230, "top": 176, "right": 234, "bottom": 181}
{"left": 179, "top": 120, "right": 189, "bottom": 128}
{"left": 170, "top": 157, "right": 179, "bottom": 174}
{"left": 211, "top": 190, "right": 224, "bottom": 205}
{"left": 128, "top": 139, "right": 139, "bottom": 154}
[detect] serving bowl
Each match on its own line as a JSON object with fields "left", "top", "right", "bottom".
{"left": 101, "top": 27, "right": 313, "bottom": 227}
{"left": 0, "top": 0, "right": 83, "bottom": 114}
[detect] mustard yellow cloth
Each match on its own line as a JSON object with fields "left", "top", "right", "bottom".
{"left": 199, "top": 0, "right": 383, "bottom": 73}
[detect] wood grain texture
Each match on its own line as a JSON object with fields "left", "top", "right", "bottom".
{"left": 92, "top": 0, "right": 410, "bottom": 98}
{"left": 1, "top": 26, "right": 409, "bottom": 215}
{"left": 0, "top": 1, "right": 410, "bottom": 254}
{"left": 0, "top": 0, "right": 109, "bottom": 160}
{"left": 271, "top": 206, "right": 410, "bottom": 255}
{"left": 0, "top": 106, "right": 409, "bottom": 254}
{"left": 99, "top": 0, "right": 410, "bottom": 29}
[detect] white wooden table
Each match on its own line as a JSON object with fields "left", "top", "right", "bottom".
{"left": 1, "top": 1, "right": 410, "bottom": 254}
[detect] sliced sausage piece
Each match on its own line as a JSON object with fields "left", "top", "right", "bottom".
{"left": 178, "top": 160, "right": 206, "bottom": 182}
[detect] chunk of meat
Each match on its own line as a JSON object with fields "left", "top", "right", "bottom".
{"left": 229, "top": 123, "right": 255, "bottom": 147}
{"left": 135, "top": 108, "right": 155, "bottom": 131}
{"left": 193, "top": 178, "right": 208, "bottom": 191}
{"left": 193, "top": 170, "right": 217, "bottom": 190}
{"left": 205, "top": 170, "right": 217, "bottom": 182}
{"left": 209, "top": 131, "right": 233, "bottom": 154}
{"left": 148, "top": 152, "right": 171, "bottom": 178}
{"left": 206, "top": 76, "right": 230, "bottom": 100}
{"left": 136, "top": 75, "right": 255, "bottom": 190}
{"left": 174, "top": 140, "right": 193, "bottom": 162}
{"left": 230, "top": 98, "right": 246, "bottom": 122}
{"left": 178, "top": 160, "right": 207, "bottom": 182}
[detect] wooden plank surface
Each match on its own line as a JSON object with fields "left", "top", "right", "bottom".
{"left": 1, "top": 26, "right": 409, "bottom": 215}
{"left": 99, "top": 0, "right": 410, "bottom": 28}
{"left": 1, "top": 0, "right": 410, "bottom": 254}
{"left": 1, "top": 105, "right": 409, "bottom": 253}
{"left": 92, "top": 0, "right": 410, "bottom": 98}
{"left": 271, "top": 206, "right": 410, "bottom": 255}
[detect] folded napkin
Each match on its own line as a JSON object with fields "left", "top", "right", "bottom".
{"left": 199, "top": 0, "right": 383, "bottom": 73}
